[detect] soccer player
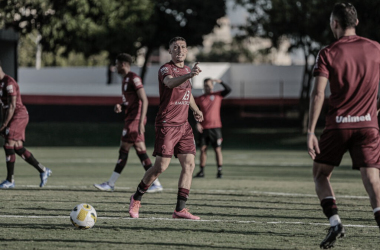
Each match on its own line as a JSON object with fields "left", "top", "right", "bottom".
{"left": 94, "top": 53, "right": 163, "bottom": 192}
{"left": 194, "top": 78, "right": 231, "bottom": 178}
{"left": 307, "top": 3, "right": 380, "bottom": 248}
{"left": 0, "top": 60, "right": 52, "bottom": 189}
{"left": 128, "top": 37, "right": 203, "bottom": 220}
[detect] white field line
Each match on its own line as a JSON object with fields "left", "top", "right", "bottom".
{"left": 17, "top": 185, "right": 370, "bottom": 199}
{"left": 39, "top": 158, "right": 310, "bottom": 166}
{"left": 0, "top": 215, "right": 377, "bottom": 228}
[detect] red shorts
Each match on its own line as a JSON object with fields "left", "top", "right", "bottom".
{"left": 121, "top": 118, "right": 146, "bottom": 143}
{"left": 153, "top": 122, "right": 196, "bottom": 158}
{"left": 5, "top": 116, "right": 29, "bottom": 142}
{"left": 315, "top": 128, "right": 380, "bottom": 170}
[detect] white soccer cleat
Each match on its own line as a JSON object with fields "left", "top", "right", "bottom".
{"left": 93, "top": 181, "right": 114, "bottom": 191}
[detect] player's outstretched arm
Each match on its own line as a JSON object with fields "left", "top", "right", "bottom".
{"left": 114, "top": 104, "right": 123, "bottom": 113}
{"left": 307, "top": 76, "right": 328, "bottom": 159}
{"left": 136, "top": 88, "right": 148, "bottom": 135}
{"left": 163, "top": 63, "right": 202, "bottom": 89}
{"left": 189, "top": 94, "right": 203, "bottom": 122}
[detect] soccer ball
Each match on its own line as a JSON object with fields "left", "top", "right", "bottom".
{"left": 70, "top": 203, "right": 97, "bottom": 229}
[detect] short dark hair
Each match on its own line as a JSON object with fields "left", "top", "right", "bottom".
{"left": 116, "top": 53, "right": 133, "bottom": 65}
{"left": 169, "top": 37, "right": 186, "bottom": 47}
{"left": 203, "top": 78, "right": 212, "bottom": 84}
{"left": 332, "top": 2, "right": 357, "bottom": 30}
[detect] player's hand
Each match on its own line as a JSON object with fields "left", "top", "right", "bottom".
{"left": 307, "top": 133, "right": 320, "bottom": 160}
{"left": 138, "top": 122, "right": 145, "bottom": 135}
{"left": 193, "top": 109, "right": 203, "bottom": 122}
{"left": 114, "top": 104, "right": 122, "bottom": 113}
{"left": 196, "top": 123, "right": 203, "bottom": 133}
{"left": 189, "top": 62, "right": 202, "bottom": 78}
{"left": 213, "top": 79, "right": 222, "bottom": 84}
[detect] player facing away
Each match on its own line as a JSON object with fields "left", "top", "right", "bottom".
{"left": 94, "top": 53, "right": 163, "bottom": 192}
{"left": 0, "top": 60, "right": 52, "bottom": 189}
{"left": 128, "top": 37, "right": 204, "bottom": 220}
{"left": 194, "top": 78, "right": 231, "bottom": 178}
{"left": 307, "top": 3, "right": 380, "bottom": 249}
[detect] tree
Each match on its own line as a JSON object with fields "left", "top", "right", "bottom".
{"left": 235, "top": 0, "right": 380, "bottom": 131}
{"left": 138, "top": 0, "right": 226, "bottom": 82}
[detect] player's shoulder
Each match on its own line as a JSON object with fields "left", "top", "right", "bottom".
{"left": 357, "top": 36, "right": 380, "bottom": 51}
{"left": 4, "top": 74, "right": 17, "bottom": 85}
{"left": 159, "top": 61, "right": 173, "bottom": 74}
{"left": 128, "top": 71, "right": 140, "bottom": 78}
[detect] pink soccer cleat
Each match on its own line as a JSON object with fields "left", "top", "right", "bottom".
{"left": 172, "top": 208, "right": 200, "bottom": 220}
{"left": 129, "top": 195, "right": 141, "bottom": 218}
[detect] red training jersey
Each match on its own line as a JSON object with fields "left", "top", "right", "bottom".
{"left": 313, "top": 35, "right": 380, "bottom": 129}
{"left": 155, "top": 61, "right": 192, "bottom": 127}
{"left": 0, "top": 75, "right": 28, "bottom": 119}
{"left": 195, "top": 91, "right": 224, "bottom": 129}
{"left": 121, "top": 72, "right": 144, "bottom": 121}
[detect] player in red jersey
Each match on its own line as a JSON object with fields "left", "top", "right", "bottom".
{"left": 128, "top": 37, "right": 204, "bottom": 220}
{"left": 94, "top": 53, "right": 162, "bottom": 192}
{"left": 307, "top": 3, "right": 380, "bottom": 248}
{"left": 0, "top": 60, "right": 52, "bottom": 189}
{"left": 194, "top": 78, "right": 231, "bottom": 178}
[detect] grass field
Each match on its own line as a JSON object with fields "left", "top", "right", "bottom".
{"left": 0, "top": 147, "right": 379, "bottom": 250}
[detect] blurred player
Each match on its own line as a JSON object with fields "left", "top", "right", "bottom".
{"left": 307, "top": 3, "right": 380, "bottom": 248}
{"left": 128, "top": 37, "right": 203, "bottom": 220}
{"left": 94, "top": 53, "right": 163, "bottom": 192}
{"left": 0, "top": 60, "right": 52, "bottom": 188}
{"left": 194, "top": 78, "right": 231, "bottom": 178}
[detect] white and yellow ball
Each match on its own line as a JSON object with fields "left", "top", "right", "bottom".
{"left": 70, "top": 203, "right": 97, "bottom": 229}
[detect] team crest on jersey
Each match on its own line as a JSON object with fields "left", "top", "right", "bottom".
{"left": 6, "top": 85, "right": 13, "bottom": 93}
{"left": 133, "top": 77, "right": 142, "bottom": 87}
{"left": 185, "top": 68, "right": 189, "bottom": 73}
{"left": 209, "top": 95, "right": 215, "bottom": 101}
{"left": 122, "top": 129, "right": 127, "bottom": 137}
{"left": 124, "top": 83, "right": 128, "bottom": 91}
{"left": 160, "top": 67, "right": 169, "bottom": 74}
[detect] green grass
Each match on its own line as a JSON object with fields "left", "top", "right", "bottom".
{"left": 0, "top": 147, "right": 378, "bottom": 250}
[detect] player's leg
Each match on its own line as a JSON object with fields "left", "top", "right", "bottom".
{"left": 212, "top": 128, "right": 224, "bottom": 178}
{"left": 314, "top": 162, "right": 345, "bottom": 248}
{"left": 129, "top": 156, "right": 171, "bottom": 218}
{"left": 172, "top": 122, "right": 199, "bottom": 220}
{"left": 360, "top": 167, "right": 380, "bottom": 229}
{"left": 195, "top": 145, "right": 207, "bottom": 178}
{"left": 0, "top": 140, "right": 16, "bottom": 188}
{"left": 13, "top": 140, "right": 52, "bottom": 187}
{"left": 214, "top": 146, "right": 223, "bottom": 178}
{"left": 172, "top": 153, "right": 199, "bottom": 220}
{"left": 94, "top": 141, "right": 133, "bottom": 191}
{"left": 134, "top": 141, "right": 163, "bottom": 193}
{"left": 195, "top": 130, "right": 208, "bottom": 178}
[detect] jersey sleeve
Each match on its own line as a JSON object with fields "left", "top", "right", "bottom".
{"left": 159, "top": 65, "right": 173, "bottom": 83}
{"left": 6, "top": 80, "right": 17, "bottom": 96}
{"left": 313, "top": 48, "right": 329, "bottom": 78}
{"left": 131, "top": 74, "right": 143, "bottom": 91}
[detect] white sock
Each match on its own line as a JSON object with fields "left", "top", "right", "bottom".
{"left": 108, "top": 172, "right": 120, "bottom": 186}
{"left": 373, "top": 207, "right": 380, "bottom": 214}
{"left": 329, "top": 214, "right": 341, "bottom": 227}
{"left": 153, "top": 178, "right": 161, "bottom": 186}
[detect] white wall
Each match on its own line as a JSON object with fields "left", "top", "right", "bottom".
{"left": 18, "top": 64, "right": 306, "bottom": 98}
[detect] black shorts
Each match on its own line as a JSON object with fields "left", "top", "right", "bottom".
{"left": 199, "top": 128, "right": 223, "bottom": 148}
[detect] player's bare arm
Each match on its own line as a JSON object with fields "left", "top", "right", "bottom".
{"left": 196, "top": 122, "right": 203, "bottom": 133}
{"left": 307, "top": 76, "right": 328, "bottom": 159}
{"left": 136, "top": 88, "right": 148, "bottom": 135}
{"left": 189, "top": 94, "right": 203, "bottom": 122}
{"left": 0, "top": 95, "right": 16, "bottom": 132}
{"left": 163, "top": 63, "right": 202, "bottom": 89}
